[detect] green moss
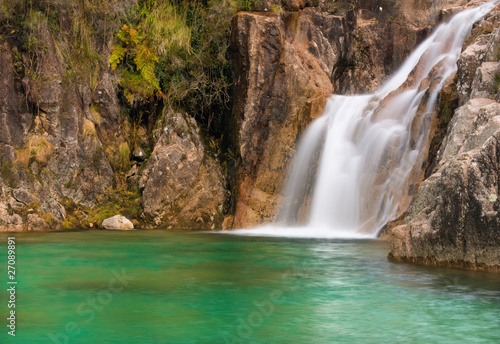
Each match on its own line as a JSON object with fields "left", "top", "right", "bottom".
{"left": 40, "top": 212, "right": 58, "bottom": 227}
{"left": 61, "top": 187, "right": 143, "bottom": 229}
{"left": 425, "top": 83, "right": 459, "bottom": 178}
{"left": 118, "top": 142, "right": 131, "bottom": 170}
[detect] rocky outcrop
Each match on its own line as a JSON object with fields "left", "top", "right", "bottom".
{"left": 101, "top": 215, "right": 134, "bottom": 230}
{"left": 229, "top": 0, "right": 483, "bottom": 229}
{"left": 139, "top": 111, "right": 227, "bottom": 230}
{"left": 0, "top": 15, "right": 117, "bottom": 230}
{"left": 229, "top": 9, "right": 335, "bottom": 228}
{"left": 388, "top": 8, "right": 500, "bottom": 271}
{"left": 1, "top": 0, "right": 496, "bottom": 234}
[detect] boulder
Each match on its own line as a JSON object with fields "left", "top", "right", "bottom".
{"left": 101, "top": 215, "right": 135, "bottom": 230}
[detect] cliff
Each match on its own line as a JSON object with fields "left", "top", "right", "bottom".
{"left": 0, "top": 0, "right": 228, "bottom": 230}
{"left": 229, "top": 0, "right": 485, "bottom": 228}
{"left": 387, "top": 7, "right": 500, "bottom": 271}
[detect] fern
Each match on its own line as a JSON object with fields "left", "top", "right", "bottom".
{"left": 110, "top": 43, "right": 126, "bottom": 70}
{"left": 134, "top": 43, "right": 159, "bottom": 90}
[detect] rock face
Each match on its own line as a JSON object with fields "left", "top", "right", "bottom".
{"left": 101, "top": 215, "right": 134, "bottom": 230}
{"left": 140, "top": 111, "right": 227, "bottom": 230}
{"left": 230, "top": 9, "right": 335, "bottom": 228}
{"left": 229, "top": 0, "right": 479, "bottom": 228}
{"left": 1, "top": 0, "right": 497, "bottom": 236}
{"left": 388, "top": 8, "right": 500, "bottom": 271}
{"left": 0, "top": 2, "right": 227, "bottom": 231}
{"left": 0, "top": 16, "right": 116, "bottom": 230}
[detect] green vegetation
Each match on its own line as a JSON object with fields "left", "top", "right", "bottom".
{"left": 1, "top": 0, "right": 247, "bottom": 147}
{"left": 110, "top": 0, "right": 236, "bottom": 136}
{"left": 1, "top": 0, "right": 259, "bottom": 230}
{"left": 270, "top": 4, "right": 285, "bottom": 15}
{"left": 0, "top": 160, "right": 19, "bottom": 188}
{"left": 425, "top": 82, "right": 458, "bottom": 178}
{"left": 82, "top": 119, "right": 97, "bottom": 139}
{"left": 12, "top": 201, "right": 57, "bottom": 228}
{"left": 62, "top": 187, "right": 143, "bottom": 229}
{"left": 118, "top": 141, "right": 131, "bottom": 170}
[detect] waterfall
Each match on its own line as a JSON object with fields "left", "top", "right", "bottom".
{"left": 231, "top": 1, "right": 498, "bottom": 238}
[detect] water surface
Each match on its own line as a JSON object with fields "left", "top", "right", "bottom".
{"left": 1, "top": 231, "right": 499, "bottom": 343}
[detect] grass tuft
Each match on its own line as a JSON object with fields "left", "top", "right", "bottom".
{"left": 83, "top": 119, "right": 97, "bottom": 139}
{"left": 17, "top": 135, "right": 54, "bottom": 168}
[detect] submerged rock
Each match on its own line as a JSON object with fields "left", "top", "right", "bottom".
{"left": 101, "top": 215, "right": 134, "bottom": 230}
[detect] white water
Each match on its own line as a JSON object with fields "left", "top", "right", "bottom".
{"left": 231, "top": 1, "right": 498, "bottom": 239}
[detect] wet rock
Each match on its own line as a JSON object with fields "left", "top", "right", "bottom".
{"left": 101, "top": 215, "right": 134, "bottom": 230}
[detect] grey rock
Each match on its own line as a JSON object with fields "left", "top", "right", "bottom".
{"left": 12, "top": 188, "right": 39, "bottom": 206}
{"left": 388, "top": 10, "right": 500, "bottom": 271}
{"left": 132, "top": 147, "right": 146, "bottom": 161}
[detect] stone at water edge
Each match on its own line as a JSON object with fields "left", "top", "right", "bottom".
{"left": 101, "top": 215, "right": 134, "bottom": 230}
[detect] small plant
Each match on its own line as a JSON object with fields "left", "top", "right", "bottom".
{"left": 493, "top": 73, "right": 500, "bottom": 94}
{"left": 40, "top": 212, "right": 58, "bottom": 227}
{"left": 270, "top": 4, "right": 284, "bottom": 15}
{"left": 237, "top": 0, "right": 259, "bottom": 11}
{"left": 89, "top": 105, "right": 102, "bottom": 125}
{"left": 0, "top": 160, "right": 19, "bottom": 188}
{"left": 61, "top": 187, "right": 143, "bottom": 229}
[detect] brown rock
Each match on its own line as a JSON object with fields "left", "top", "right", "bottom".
{"left": 229, "top": 1, "right": 466, "bottom": 229}
{"left": 140, "top": 111, "right": 227, "bottom": 229}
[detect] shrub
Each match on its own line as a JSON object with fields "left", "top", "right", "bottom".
{"left": 270, "top": 4, "right": 285, "bottom": 15}
{"left": 89, "top": 105, "right": 102, "bottom": 125}
{"left": 109, "top": 0, "right": 235, "bottom": 136}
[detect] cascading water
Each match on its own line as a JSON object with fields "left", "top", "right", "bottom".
{"left": 231, "top": 1, "right": 499, "bottom": 238}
